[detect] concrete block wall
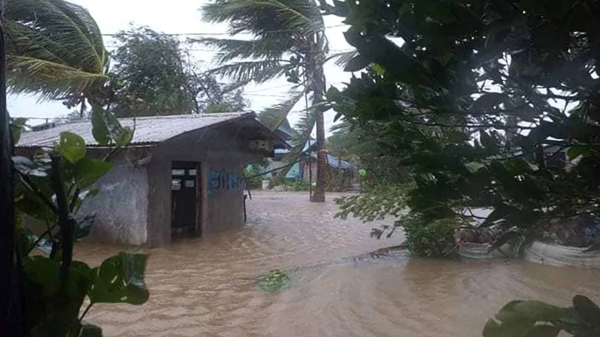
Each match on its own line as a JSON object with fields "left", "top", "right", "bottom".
{"left": 204, "top": 154, "right": 247, "bottom": 235}
{"left": 80, "top": 158, "right": 149, "bottom": 245}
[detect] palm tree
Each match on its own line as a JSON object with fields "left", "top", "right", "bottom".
{"left": 5, "top": 0, "right": 110, "bottom": 111}
{"left": 200, "top": 0, "right": 329, "bottom": 202}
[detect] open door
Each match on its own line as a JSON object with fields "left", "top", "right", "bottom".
{"left": 171, "top": 161, "right": 201, "bottom": 236}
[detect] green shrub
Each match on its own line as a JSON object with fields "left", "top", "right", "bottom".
{"left": 400, "top": 215, "right": 459, "bottom": 257}
{"left": 268, "top": 174, "right": 286, "bottom": 189}
{"left": 244, "top": 165, "right": 263, "bottom": 189}
{"left": 291, "top": 180, "right": 310, "bottom": 191}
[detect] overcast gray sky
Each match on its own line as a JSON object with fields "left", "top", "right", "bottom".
{"left": 9, "top": 0, "right": 354, "bottom": 133}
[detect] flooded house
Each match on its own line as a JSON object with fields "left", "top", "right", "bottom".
{"left": 17, "top": 112, "right": 287, "bottom": 246}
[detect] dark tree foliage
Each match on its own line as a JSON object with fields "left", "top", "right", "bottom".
{"left": 326, "top": 0, "right": 600, "bottom": 234}
{"left": 110, "top": 26, "right": 247, "bottom": 117}
{"left": 328, "top": 119, "right": 409, "bottom": 185}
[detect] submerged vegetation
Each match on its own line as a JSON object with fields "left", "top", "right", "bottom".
{"left": 258, "top": 269, "right": 290, "bottom": 292}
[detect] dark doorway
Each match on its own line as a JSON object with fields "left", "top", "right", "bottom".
{"left": 171, "top": 161, "right": 201, "bottom": 236}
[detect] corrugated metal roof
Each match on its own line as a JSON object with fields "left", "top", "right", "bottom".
{"left": 17, "top": 112, "right": 253, "bottom": 147}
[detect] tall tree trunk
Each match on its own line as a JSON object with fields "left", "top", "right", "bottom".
{"left": 307, "top": 32, "right": 327, "bottom": 202}
{"left": 0, "top": 1, "right": 22, "bottom": 335}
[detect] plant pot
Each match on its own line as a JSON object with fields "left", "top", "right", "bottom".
{"left": 261, "top": 180, "right": 270, "bottom": 190}
{"left": 458, "top": 242, "right": 509, "bottom": 259}
{"left": 524, "top": 241, "right": 600, "bottom": 268}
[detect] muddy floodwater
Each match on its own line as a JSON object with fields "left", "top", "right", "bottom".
{"left": 75, "top": 192, "right": 600, "bottom": 337}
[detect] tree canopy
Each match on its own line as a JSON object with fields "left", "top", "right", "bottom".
{"left": 110, "top": 26, "right": 247, "bottom": 117}
{"left": 327, "top": 0, "right": 600, "bottom": 233}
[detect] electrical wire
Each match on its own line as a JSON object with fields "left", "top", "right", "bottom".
{"left": 102, "top": 43, "right": 354, "bottom": 54}
{"left": 100, "top": 24, "right": 348, "bottom": 37}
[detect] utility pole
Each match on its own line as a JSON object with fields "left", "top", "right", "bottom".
{"left": 0, "top": 0, "right": 21, "bottom": 335}
{"left": 308, "top": 31, "right": 327, "bottom": 203}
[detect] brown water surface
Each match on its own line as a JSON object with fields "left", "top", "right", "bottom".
{"left": 75, "top": 192, "right": 600, "bottom": 336}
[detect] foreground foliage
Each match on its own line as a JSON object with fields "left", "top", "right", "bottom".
{"left": 336, "top": 183, "right": 412, "bottom": 222}
{"left": 325, "top": 0, "right": 600, "bottom": 250}
{"left": 485, "top": 295, "right": 600, "bottom": 337}
{"left": 12, "top": 107, "right": 148, "bottom": 336}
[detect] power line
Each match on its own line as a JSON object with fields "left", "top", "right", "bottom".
{"left": 100, "top": 24, "right": 348, "bottom": 37}
{"left": 103, "top": 45, "right": 354, "bottom": 54}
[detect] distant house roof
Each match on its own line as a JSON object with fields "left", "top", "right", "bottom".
{"left": 17, "top": 112, "right": 287, "bottom": 148}
{"left": 278, "top": 119, "right": 295, "bottom": 138}
{"left": 309, "top": 153, "right": 353, "bottom": 170}
{"left": 285, "top": 162, "right": 301, "bottom": 179}
{"left": 302, "top": 138, "right": 317, "bottom": 152}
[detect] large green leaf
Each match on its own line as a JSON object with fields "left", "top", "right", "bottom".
{"left": 79, "top": 323, "right": 103, "bottom": 337}
{"left": 495, "top": 300, "right": 570, "bottom": 324}
{"left": 69, "top": 158, "right": 112, "bottom": 188}
{"left": 56, "top": 132, "right": 87, "bottom": 163}
{"left": 91, "top": 105, "right": 134, "bottom": 146}
{"left": 10, "top": 117, "right": 28, "bottom": 144}
{"left": 89, "top": 253, "right": 149, "bottom": 305}
{"left": 23, "top": 256, "right": 61, "bottom": 297}
{"left": 524, "top": 325, "right": 560, "bottom": 337}
{"left": 572, "top": 295, "right": 600, "bottom": 327}
{"left": 25, "top": 258, "right": 94, "bottom": 337}
{"left": 91, "top": 105, "right": 111, "bottom": 145}
{"left": 482, "top": 318, "right": 535, "bottom": 337}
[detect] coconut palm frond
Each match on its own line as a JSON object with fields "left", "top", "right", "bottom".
{"left": 292, "top": 104, "right": 319, "bottom": 151}
{"left": 206, "top": 60, "right": 294, "bottom": 83}
{"left": 7, "top": 56, "right": 109, "bottom": 101}
{"left": 192, "top": 37, "right": 291, "bottom": 64}
{"left": 258, "top": 91, "right": 304, "bottom": 131}
{"left": 202, "top": 0, "right": 323, "bottom": 36}
{"left": 326, "top": 50, "right": 358, "bottom": 67}
{"left": 329, "top": 120, "right": 350, "bottom": 133}
{"left": 5, "top": 0, "right": 109, "bottom": 99}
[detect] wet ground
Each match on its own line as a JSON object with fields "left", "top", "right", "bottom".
{"left": 75, "top": 191, "right": 600, "bottom": 337}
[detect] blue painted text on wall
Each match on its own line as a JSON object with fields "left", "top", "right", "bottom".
{"left": 209, "top": 169, "right": 245, "bottom": 191}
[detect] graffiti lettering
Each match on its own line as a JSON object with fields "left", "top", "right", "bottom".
{"left": 209, "top": 169, "right": 245, "bottom": 191}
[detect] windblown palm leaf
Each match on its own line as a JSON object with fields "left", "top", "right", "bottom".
{"left": 200, "top": 0, "right": 331, "bottom": 201}
{"left": 258, "top": 91, "right": 304, "bottom": 130}
{"left": 195, "top": 37, "right": 292, "bottom": 64}
{"left": 327, "top": 50, "right": 359, "bottom": 67}
{"left": 202, "top": 0, "right": 323, "bottom": 36}
{"left": 6, "top": 0, "right": 109, "bottom": 100}
{"left": 199, "top": 0, "right": 327, "bottom": 85}
{"left": 283, "top": 103, "right": 318, "bottom": 163}
{"left": 205, "top": 60, "right": 295, "bottom": 83}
